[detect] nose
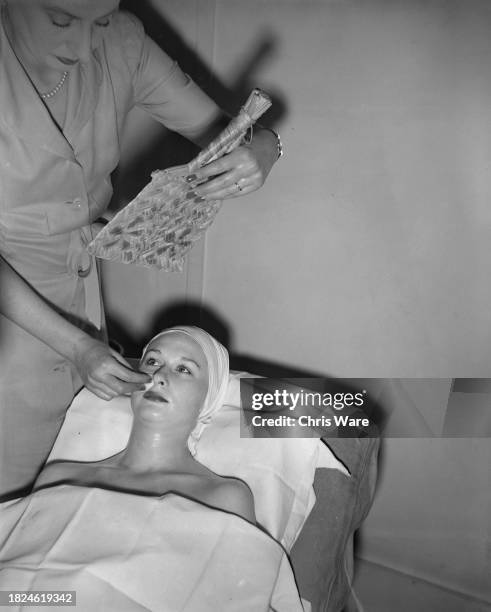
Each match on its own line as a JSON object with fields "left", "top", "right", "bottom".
{"left": 152, "top": 366, "right": 168, "bottom": 386}
{"left": 71, "top": 22, "right": 93, "bottom": 63}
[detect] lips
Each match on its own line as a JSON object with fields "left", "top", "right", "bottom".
{"left": 143, "top": 390, "right": 168, "bottom": 403}
{"left": 56, "top": 56, "right": 79, "bottom": 66}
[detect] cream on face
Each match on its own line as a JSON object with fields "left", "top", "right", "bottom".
{"left": 132, "top": 333, "right": 209, "bottom": 429}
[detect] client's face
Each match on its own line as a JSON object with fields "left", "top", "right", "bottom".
{"left": 132, "top": 333, "right": 209, "bottom": 428}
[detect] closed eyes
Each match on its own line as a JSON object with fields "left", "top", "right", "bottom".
{"left": 49, "top": 12, "right": 113, "bottom": 29}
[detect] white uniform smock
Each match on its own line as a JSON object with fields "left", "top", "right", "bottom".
{"left": 0, "top": 11, "right": 219, "bottom": 498}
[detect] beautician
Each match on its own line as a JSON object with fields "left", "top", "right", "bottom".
{"left": 0, "top": 0, "right": 281, "bottom": 499}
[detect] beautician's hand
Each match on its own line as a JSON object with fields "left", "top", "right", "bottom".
{"left": 71, "top": 337, "right": 150, "bottom": 401}
{"left": 192, "top": 129, "right": 280, "bottom": 201}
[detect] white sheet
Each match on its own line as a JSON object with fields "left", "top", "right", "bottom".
{"left": 0, "top": 485, "right": 304, "bottom": 611}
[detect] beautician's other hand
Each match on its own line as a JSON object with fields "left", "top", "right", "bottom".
{"left": 192, "top": 129, "right": 280, "bottom": 201}
{"left": 71, "top": 337, "right": 150, "bottom": 401}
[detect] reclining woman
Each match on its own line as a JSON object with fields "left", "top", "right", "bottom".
{"left": 34, "top": 326, "right": 255, "bottom": 524}
{"left": 0, "top": 328, "right": 309, "bottom": 609}
{"left": 1, "top": 327, "right": 304, "bottom": 610}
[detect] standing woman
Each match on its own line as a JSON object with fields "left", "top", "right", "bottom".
{"left": 0, "top": 0, "right": 280, "bottom": 499}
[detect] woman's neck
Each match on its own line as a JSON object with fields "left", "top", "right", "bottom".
{"left": 118, "top": 419, "right": 195, "bottom": 473}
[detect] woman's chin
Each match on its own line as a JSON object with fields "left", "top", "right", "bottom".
{"left": 135, "top": 402, "right": 171, "bottom": 422}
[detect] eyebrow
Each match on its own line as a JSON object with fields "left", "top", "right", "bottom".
{"left": 181, "top": 357, "right": 201, "bottom": 369}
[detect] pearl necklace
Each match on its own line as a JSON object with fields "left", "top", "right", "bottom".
{"left": 40, "top": 71, "right": 69, "bottom": 100}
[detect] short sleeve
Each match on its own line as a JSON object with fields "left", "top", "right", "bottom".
{"left": 110, "top": 12, "right": 220, "bottom": 136}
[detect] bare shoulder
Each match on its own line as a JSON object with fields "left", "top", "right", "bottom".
{"left": 205, "top": 477, "right": 256, "bottom": 524}
{"left": 34, "top": 461, "right": 95, "bottom": 490}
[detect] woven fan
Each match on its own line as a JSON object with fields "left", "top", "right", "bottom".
{"left": 87, "top": 89, "right": 272, "bottom": 272}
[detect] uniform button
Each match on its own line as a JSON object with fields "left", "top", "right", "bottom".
{"left": 77, "top": 263, "right": 92, "bottom": 278}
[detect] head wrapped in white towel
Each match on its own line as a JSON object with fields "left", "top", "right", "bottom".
{"left": 143, "top": 326, "right": 229, "bottom": 455}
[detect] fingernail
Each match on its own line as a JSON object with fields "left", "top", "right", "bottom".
{"left": 186, "top": 174, "right": 197, "bottom": 182}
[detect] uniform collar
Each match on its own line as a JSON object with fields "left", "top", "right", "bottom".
{"left": 63, "top": 49, "right": 103, "bottom": 149}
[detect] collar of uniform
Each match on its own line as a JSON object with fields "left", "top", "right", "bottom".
{"left": 62, "top": 46, "right": 104, "bottom": 149}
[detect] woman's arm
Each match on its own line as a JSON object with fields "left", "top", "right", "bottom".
{"left": 0, "top": 256, "right": 149, "bottom": 400}
{"left": 121, "top": 13, "right": 281, "bottom": 201}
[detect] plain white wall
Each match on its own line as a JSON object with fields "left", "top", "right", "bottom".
{"left": 359, "top": 437, "right": 491, "bottom": 601}
{"left": 202, "top": 0, "right": 491, "bottom": 377}
{"left": 103, "top": 0, "right": 491, "bottom": 602}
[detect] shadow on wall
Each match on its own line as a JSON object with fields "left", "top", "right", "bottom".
{"left": 108, "top": 299, "right": 330, "bottom": 377}
{"left": 112, "top": 0, "right": 288, "bottom": 207}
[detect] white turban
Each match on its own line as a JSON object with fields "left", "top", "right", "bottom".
{"left": 142, "top": 326, "right": 229, "bottom": 455}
